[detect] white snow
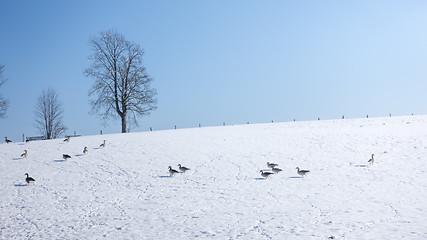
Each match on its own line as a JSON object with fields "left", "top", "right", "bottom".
{"left": 1, "top": 115, "right": 426, "bottom": 239}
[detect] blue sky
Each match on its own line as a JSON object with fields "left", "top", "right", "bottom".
{"left": 1, "top": 0, "right": 426, "bottom": 141}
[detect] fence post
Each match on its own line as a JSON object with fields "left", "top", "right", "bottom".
{"left": 100, "top": 130, "right": 103, "bottom": 135}
{"left": 22, "top": 133, "right": 25, "bottom": 142}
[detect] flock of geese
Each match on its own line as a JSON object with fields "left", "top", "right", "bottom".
{"left": 260, "top": 154, "right": 375, "bottom": 179}
{"left": 166, "top": 162, "right": 312, "bottom": 179}
{"left": 17, "top": 137, "right": 107, "bottom": 185}
{"left": 260, "top": 162, "right": 309, "bottom": 179}
{"left": 9, "top": 135, "right": 375, "bottom": 184}
{"left": 166, "top": 161, "right": 312, "bottom": 179}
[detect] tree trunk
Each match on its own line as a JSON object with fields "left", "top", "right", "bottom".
{"left": 121, "top": 112, "right": 127, "bottom": 133}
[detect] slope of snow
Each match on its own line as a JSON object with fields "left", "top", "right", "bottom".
{"left": 1, "top": 115, "right": 426, "bottom": 239}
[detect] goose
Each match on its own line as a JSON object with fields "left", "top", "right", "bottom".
{"left": 63, "top": 136, "right": 70, "bottom": 142}
{"left": 168, "top": 166, "right": 179, "bottom": 176}
{"left": 272, "top": 167, "right": 282, "bottom": 173}
{"left": 267, "top": 162, "right": 278, "bottom": 168}
{"left": 178, "top": 164, "right": 190, "bottom": 173}
{"left": 21, "top": 150, "right": 27, "bottom": 158}
{"left": 63, "top": 154, "right": 72, "bottom": 160}
{"left": 296, "top": 167, "right": 310, "bottom": 177}
{"left": 100, "top": 140, "right": 106, "bottom": 148}
{"left": 25, "top": 139, "right": 30, "bottom": 143}
{"left": 368, "top": 154, "right": 374, "bottom": 165}
{"left": 5, "top": 137, "right": 12, "bottom": 144}
{"left": 25, "top": 173, "right": 35, "bottom": 185}
{"left": 83, "top": 147, "right": 88, "bottom": 155}
{"left": 260, "top": 170, "right": 274, "bottom": 178}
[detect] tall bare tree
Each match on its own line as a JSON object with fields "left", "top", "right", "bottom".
{"left": 0, "top": 64, "right": 9, "bottom": 118}
{"left": 85, "top": 29, "right": 157, "bottom": 133}
{"left": 34, "top": 88, "right": 67, "bottom": 139}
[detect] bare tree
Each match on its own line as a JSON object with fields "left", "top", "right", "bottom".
{"left": 85, "top": 29, "right": 157, "bottom": 133}
{"left": 34, "top": 88, "right": 67, "bottom": 139}
{"left": 0, "top": 64, "right": 9, "bottom": 118}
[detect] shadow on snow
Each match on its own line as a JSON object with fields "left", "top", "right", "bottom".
{"left": 14, "top": 184, "right": 27, "bottom": 187}
{"left": 158, "top": 175, "right": 173, "bottom": 178}
{"left": 354, "top": 164, "right": 368, "bottom": 168}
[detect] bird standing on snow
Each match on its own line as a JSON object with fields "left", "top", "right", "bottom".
{"left": 267, "top": 162, "right": 278, "bottom": 168}
{"left": 178, "top": 164, "right": 190, "bottom": 173}
{"left": 272, "top": 167, "right": 282, "bottom": 173}
{"left": 63, "top": 136, "right": 70, "bottom": 142}
{"left": 25, "top": 173, "right": 35, "bottom": 185}
{"left": 368, "top": 154, "right": 374, "bottom": 165}
{"left": 168, "top": 166, "right": 179, "bottom": 176}
{"left": 260, "top": 170, "right": 274, "bottom": 178}
{"left": 5, "top": 137, "right": 12, "bottom": 144}
{"left": 296, "top": 167, "right": 310, "bottom": 177}
{"left": 100, "top": 140, "right": 106, "bottom": 148}
{"left": 83, "top": 147, "right": 88, "bottom": 155}
{"left": 63, "top": 154, "right": 72, "bottom": 160}
{"left": 21, "top": 150, "right": 27, "bottom": 158}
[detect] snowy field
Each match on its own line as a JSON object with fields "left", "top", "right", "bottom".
{"left": 1, "top": 115, "right": 426, "bottom": 239}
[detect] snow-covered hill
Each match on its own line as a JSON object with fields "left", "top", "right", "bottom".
{"left": 1, "top": 115, "right": 426, "bottom": 239}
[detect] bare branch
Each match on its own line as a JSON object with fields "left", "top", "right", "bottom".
{"left": 85, "top": 29, "right": 157, "bottom": 132}
{"left": 0, "top": 64, "right": 9, "bottom": 118}
{"left": 34, "top": 88, "right": 67, "bottom": 139}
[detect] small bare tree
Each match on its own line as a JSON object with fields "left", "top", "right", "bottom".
{"left": 85, "top": 29, "right": 157, "bottom": 133}
{"left": 0, "top": 64, "right": 9, "bottom": 118}
{"left": 34, "top": 88, "right": 67, "bottom": 139}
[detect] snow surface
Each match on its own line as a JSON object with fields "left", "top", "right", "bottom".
{"left": 1, "top": 115, "right": 426, "bottom": 239}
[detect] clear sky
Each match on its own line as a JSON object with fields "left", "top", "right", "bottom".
{"left": 1, "top": 0, "right": 426, "bottom": 141}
